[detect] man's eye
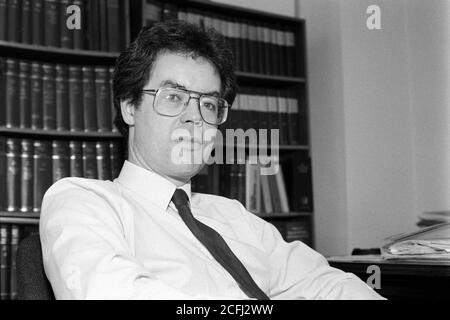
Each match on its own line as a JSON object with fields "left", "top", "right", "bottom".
{"left": 202, "top": 102, "right": 217, "bottom": 111}
{"left": 165, "top": 94, "right": 182, "bottom": 102}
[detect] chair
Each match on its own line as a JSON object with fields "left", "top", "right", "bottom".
{"left": 16, "top": 234, "right": 55, "bottom": 300}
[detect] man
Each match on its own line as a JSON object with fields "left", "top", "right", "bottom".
{"left": 40, "top": 21, "right": 383, "bottom": 299}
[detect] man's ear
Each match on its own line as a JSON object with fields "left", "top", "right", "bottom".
{"left": 120, "top": 100, "right": 136, "bottom": 126}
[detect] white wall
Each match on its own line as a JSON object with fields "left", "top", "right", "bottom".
{"left": 301, "top": 0, "right": 450, "bottom": 255}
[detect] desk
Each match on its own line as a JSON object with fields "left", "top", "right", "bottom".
{"left": 327, "top": 255, "right": 450, "bottom": 300}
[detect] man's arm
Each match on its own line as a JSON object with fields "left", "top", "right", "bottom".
{"left": 40, "top": 179, "right": 234, "bottom": 300}
{"left": 244, "top": 208, "right": 385, "bottom": 300}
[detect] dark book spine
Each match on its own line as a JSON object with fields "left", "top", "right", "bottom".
{"left": 266, "top": 89, "right": 280, "bottom": 142}
{"left": 109, "top": 141, "right": 122, "bottom": 179}
{"left": 5, "top": 58, "right": 19, "bottom": 128}
{"left": 144, "top": 0, "right": 162, "bottom": 27}
{"left": 263, "top": 23, "right": 272, "bottom": 75}
{"left": 106, "top": 0, "right": 119, "bottom": 51}
{"left": 59, "top": 0, "right": 72, "bottom": 48}
{"left": 256, "top": 25, "right": 266, "bottom": 74}
{"left": 87, "top": 0, "right": 99, "bottom": 50}
{"left": 285, "top": 219, "right": 311, "bottom": 245}
{"left": 0, "top": 58, "right": 5, "bottom": 127}
{"left": 94, "top": 66, "right": 111, "bottom": 131}
{"left": 19, "top": 60, "right": 31, "bottom": 129}
{"left": 44, "top": 0, "right": 59, "bottom": 46}
{"left": 33, "top": 140, "right": 52, "bottom": 212}
{"left": 7, "top": 0, "right": 20, "bottom": 41}
{"left": 287, "top": 90, "right": 300, "bottom": 145}
{"left": 82, "top": 66, "right": 97, "bottom": 132}
{"left": 30, "top": 62, "right": 43, "bottom": 129}
{"left": 52, "top": 140, "right": 70, "bottom": 182}
{"left": 285, "top": 26, "right": 296, "bottom": 77}
{"left": 277, "top": 89, "right": 289, "bottom": 146}
{"left": 20, "top": 139, "right": 34, "bottom": 212}
{"left": 0, "top": 225, "right": 11, "bottom": 300}
{"left": 72, "top": 0, "right": 83, "bottom": 49}
{"left": 162, "top": 1, "right": 178, "bottom": 21}
{"left": 9, "top": 224, "right": 19, "bottom": 299}
{"left": 109, "top": 66, "right": 117, "bottom": 132}
{"left": 6, "top": 138, "right": 21, "bottom": 212}
{"left": 69, "top": 140, "right": 83, "bottom": 177}
{"left": 31, "top": 0, "right": 44, "bottom": 45}
{"left": 20, "top": 0, "right": 32, "bottom": 43}
{"left": 98, "top": 0, "right": 108, "bottom": 51}
{"left": 0, "top": 138, "right": 6, "bottom": 210}
{"left": 55, "top": 64, "right": 70, "bottom": 131}
{"left": 82, "top": 141, "right": 97, "bottom": 178}
{"left": 291, "top": 152, "right": 313, "bottom": 211}
{"left": 96, "top": 141, "right": 111, "bottom": 180}
{"left": 270, "top": 25, "right": 280, "bottom": 76}
{"left": 240, "top": 21, "right": 250, "bottom": 73}
{"left": 248, "top": 21, "right": 259, "bottom": 73}
{"left": 68, "top": 65, "right": 83, "bottom": 131}
{"left": 0, "top": 0, "right": 6, "bottom": 40}
{"left": 42, "top": 63, "right": 57, "bottom": 130}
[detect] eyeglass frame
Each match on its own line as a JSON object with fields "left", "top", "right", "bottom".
{"left": 141, "top": 87, "right": 230, "bottom": 125}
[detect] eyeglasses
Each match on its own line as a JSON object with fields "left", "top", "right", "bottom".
{"left": 142, "top": 87, "right": 230, "bottom": 125}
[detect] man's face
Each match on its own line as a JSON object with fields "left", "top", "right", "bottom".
{"left": 122, "top": 52, "right": 221, "bottom": 185}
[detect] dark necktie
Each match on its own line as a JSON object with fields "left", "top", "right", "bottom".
{"left": 171, "top": 189, "right": 269, "bottom": 300}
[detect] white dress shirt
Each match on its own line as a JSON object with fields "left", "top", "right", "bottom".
{"left": 39, "top": 160, "right": 384, "bottom": 300}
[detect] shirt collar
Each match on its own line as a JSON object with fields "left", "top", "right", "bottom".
{"left": 116, "top": 160, "right": 191, "bottom": 210}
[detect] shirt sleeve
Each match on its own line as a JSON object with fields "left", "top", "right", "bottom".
{"left": 39, "top": 179, "right": 236, "bottom": 300}
{"left": 255, "top": 216, "right": 385, "bottom": 300}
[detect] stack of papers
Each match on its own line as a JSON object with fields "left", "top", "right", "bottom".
{"left": 381, "top": 222, "right": 450, "bottom": 260}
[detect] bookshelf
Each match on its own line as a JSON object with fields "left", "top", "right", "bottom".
{"left": 0, "top": 0, "right": 313, "bottom": 300}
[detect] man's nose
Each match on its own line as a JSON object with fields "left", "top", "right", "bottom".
{"left": 180, "top": 96, "right": 203, "bottom": 124}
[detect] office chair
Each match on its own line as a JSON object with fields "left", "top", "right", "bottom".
{"left": 16, "top": 233, "right": 55, "bottom": 300}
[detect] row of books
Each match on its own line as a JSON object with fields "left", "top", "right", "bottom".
{"left": 144, "top": 0, "right": 302, "bottom": 77}
{"left": 0, "top": 137, "right": 125, "bottom": 213}
{"left": 0, "top": 57, "right": 116, "bottom": 132}
{"left": 0, "top": 0, "right": 128, "bottom": 51}
{"left": 271, "top": 219, "right": 312, "bottom": 245}
{"left": 222, "top": 87, "right": 307, "bottom": 146}
{"left": 192, "top": 152, "right": 313, "bottom": 213}
{"left": 0, "top": 223, "right": 38, "bottom": 300}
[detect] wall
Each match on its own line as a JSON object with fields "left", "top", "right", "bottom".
{"left": 301, "top": 0, "right": 450, "bottom": 255}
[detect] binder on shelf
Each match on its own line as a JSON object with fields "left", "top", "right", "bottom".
{"left": 20, "top": 139, "right": 33, "bottom": 212}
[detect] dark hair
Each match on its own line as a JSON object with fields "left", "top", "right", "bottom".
{"left": 112, "top": 20, "right": 238, "bottom": 137}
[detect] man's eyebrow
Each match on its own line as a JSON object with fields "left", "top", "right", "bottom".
{"left": 159, "top": 79, "right": 220, "bottom": 96}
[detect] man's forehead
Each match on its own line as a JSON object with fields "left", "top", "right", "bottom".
{"left": 148, "top": 52, "right": 221, "bottom": 92}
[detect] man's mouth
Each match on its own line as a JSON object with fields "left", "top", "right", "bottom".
{"left": 175, "top": 136, "right": 202, "bottom": 150}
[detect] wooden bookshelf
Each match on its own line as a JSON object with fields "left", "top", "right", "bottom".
{"left": 0, "top": 127, "right": 123, "bottom": 140}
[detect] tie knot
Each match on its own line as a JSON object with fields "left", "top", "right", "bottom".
{"left": 172, "top": 188, "right": 190, "bottom": 209}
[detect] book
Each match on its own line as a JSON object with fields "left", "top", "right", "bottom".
{"left": 55, "top": 64, "right": 70, "bottom": 131}
{"left": 31, "top": 0, "right": 44, "bottom": 45}
{"left": 82, "top": 66, "right": 97, "bottom": 132}
{"left": 72, "top": 0, "right": 83, "bottom": 49}
{"left": 42, "top": 63, "right": 57, "bottom": 130}
{"left": 287, "top": 90, "right": 300, "bottom": 145}
{"left": 260, "top": 172, "right": 272, "bottom": 213}
{"left": 83, "top": 0, "right": 97, "bottom": 50}
{"left": 5, "top": 58, "right": 19, "bottom": 128}
{"left": 285, "top": 219, "right": 311, "bottom": 244}
{"left": 245, "top": 157, "right": 261, "bottom": 214}
{"left": 109, "top": 66, "right": 117, "bottom": 132}
{"left": 285, "top": 152, "right": 313, "bottom": 212}
{"left": 0, "top": 224, "right": 11, "bottom": 300}
{"left": 267, "top": 168, "right": 282, "bottom": 213}
{"left": 284, "top": 25, "right": 296, "bottom": 77}
{"left": 106, "top": 0, "right": 120, "bottom": 51}
{"left": 7, "top": 0, "right": 20, "bottom": 42}
{"left": 0, "top": 0, "right": 6, "bottom": 40}
{"left": 82, "top": 141, "right": 97, "bottom": 178}
{"left": 44, "top": 0, "right": 59, "bottom": 46}
{"left": 20, "top": 139, "right": 34, "bottom": 212}
{"left": 30, "top": 61, "right": 43, "bottom": 129}
{"left": 0, "top": 58, "right": 5, "bottom": 127}
{"left": 18, "top": 60, "right": 31, "bottom": 129}
{"left": 95, "top": 66, "right": 111, "bottom": 131}
{"left": 6, "top": 138, "right": 21, "bottom": 212}
{"left": 110, "top": 141, "right": 122, "bottom": 179}
{"left": 52, "top": 140, "right": 70, "bottom": 182}
{"left": 69, "top": 140, "right": 83, "bottom": 177}
{"left": 276, "top": 89, "right": 289, "bottom": 145}
{"left": 20, "top": 0, "right": 32, "bottom": 43}
{"left": 9, "top": 224, "right": 19, "bottom": 299}
{"left": 59, "top": 0, "right": 72, "bottom": 48}
{"left": 98, "top": 0, "right": 108, "bottom": 51}
{"left": 68, "top": 65, "right": 83, "bottom": 131}
{"left": 96, "top": 141, "right": 111, "bottom": 180}
{"left": 33, "top": 140, "right": 52, "bottom": 212}
{"left": 274, "top": 160, "right": 290, "bottom": 213}
{"left": 0, "top": 138, "right": 6, "bottom": 210}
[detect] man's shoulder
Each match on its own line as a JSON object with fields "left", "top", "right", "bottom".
{"left": 43, "top": 177, "right": 120, "bottom": 202}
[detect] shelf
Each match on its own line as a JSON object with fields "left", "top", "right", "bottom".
{"left": 0, "top": 40, "right": 119, "bottom": 65}
{"left": 0, "top": 127, "right": 124, "bottom": 140}
{"left": 253, "top": 212, "right": 312, "bottom": 219}
{"left": 0, "top": 211, "right": 40, "bottom": 225}
{"left": 235, "top": 71, "right": 306, "bottom": 86}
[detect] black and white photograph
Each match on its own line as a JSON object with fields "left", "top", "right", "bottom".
{"left": 0, "top": 0, "right": 449, "bottom": 307}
